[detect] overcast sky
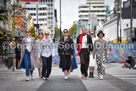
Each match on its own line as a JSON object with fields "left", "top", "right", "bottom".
{"left": 55, "top": 0, "right": 114, "bottom": 30}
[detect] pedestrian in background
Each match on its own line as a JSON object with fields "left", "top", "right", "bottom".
{"left": 76, "top": 27, "right": 93, "bottom": 80}
{"left": 93, "top": 30, "right": 107, "bottom": 80}
{"left": 19, "top": 29, "right": 37, "bottom": 81}
{"left": 6, "top": 42, "right": 14, "bottom": 69}
{"left": 38, "top": 28, "right": 55, "bottom": 80}
{"left": 15, "top": 41, "right": 21, "bottom": 69}
{"left": 89, "top": 31, "right": 96, "bottom": 78}
{"left": 35, "top": 32, "right": 43, "bottom": 78}
{"left": 58, "top": 29, "right": 74, "bottom": 80}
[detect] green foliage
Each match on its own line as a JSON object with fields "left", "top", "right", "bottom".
{"left": 69, "top": 24, "right": 77, "bottom": 36}
{"left": 30, "top": 27, "right": 38, "bottom": 40}
{"left": 54, "top": 27, "right": 62, "bottom": 39}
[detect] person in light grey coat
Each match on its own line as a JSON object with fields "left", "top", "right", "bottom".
{"left": 93, "top": 31, "right": 107, "bottom": 80}
{"left": 35, "top": 32, "right": 43, "bottom": 78}
{"left": 19, "top": 29, "right": 37, "bottom": 81}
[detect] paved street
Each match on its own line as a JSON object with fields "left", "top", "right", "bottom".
{"left": 0, "top": 57, "right": 136, "bottom": 91}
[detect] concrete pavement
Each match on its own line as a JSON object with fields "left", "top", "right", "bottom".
{"left": 0, "top": 62, "right": 136, "bottom": 91}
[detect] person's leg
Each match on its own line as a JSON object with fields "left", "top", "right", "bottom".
{"left": 8, "top": 57, "right": 12, "bottom": 69}
{"left": 38, "top": 68, "right": 41, "bottom": 77}
{"left": 42, "top": 56, "right": 46, "bottom": 78}
{"left": 24, "top": 53, "right": 30, "bottom": 76}
{"left": 96, "top": 55, "right": 101, "bottom": 77}
{"left": 84, "top": 50, "right": 89, "bottom": 77}
{"left": 61, "top": 55, "right": 68, "bottom": 76}
{"left": 46, "top": 55, "right": 52, "bottom": 78}
{"left": 89, "top": 67, "right": 95, "bottom": 78}
{"left": 16, "top": 57, "right": 18, "bottom": 69}
{"left": 79, "top": 51, "right": 85, "bottom": 78}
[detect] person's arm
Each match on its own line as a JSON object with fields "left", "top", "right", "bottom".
{"left": 76, "top": 36, "right": 80, "bottom": 51}
{"left": 89, "top": 35, "right": 93, "bottom": 52}
{"left": 70, "top": 39, "right": 74, "bottom": 56}
{"left": 93, "top": 40, "right": 97, "bottom": 59}
{"left": 33, "top": 38, "right": 37, "bottom": 59}
{"left": 121, "top": 55, "right": 128, "bottom": 60}
{"left": 38, "top": 41, "right": 42, "bottom": 59}
{"left": 58, "top": 39, "right": 62, "bottom": 57}
{"left": 105, "top": 41, "right": 108, "bottom": 59}
{"left": 20, "top": 39, "right": 24, "bottom": 59}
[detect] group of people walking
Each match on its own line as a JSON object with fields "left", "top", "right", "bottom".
{"left": 18, "top": 27, "right": 107, "bottom": 81}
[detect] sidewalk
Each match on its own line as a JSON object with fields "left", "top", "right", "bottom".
{"left": 0, "top": 63, "right": 136, "bottom": 91}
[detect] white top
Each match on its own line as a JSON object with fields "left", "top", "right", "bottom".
{"left": 82, "top": 34, "right": 87, "bottom": 48}
{"left": 26, "top": 38, "right": 32, "bottom": 52}
{"left": 38, "top": 39, "right": 55, "bottom": 58}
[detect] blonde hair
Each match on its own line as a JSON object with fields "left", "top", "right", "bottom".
{"left": 42, "top": 28, "right": 50, "bottom": 34}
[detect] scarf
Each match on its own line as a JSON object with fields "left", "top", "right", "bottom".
{"left": 76, "top": 33, "right": 87, "bottom": 56}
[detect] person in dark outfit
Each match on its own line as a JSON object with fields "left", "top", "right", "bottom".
{"left": 15, "top": 41, "right": 21, "bottom": 69}
{"left": 76, "top": 27, "right": 93, "bottom": 80}
{"left": 121, "top": 56, "right": 135, "bottom": 69}
{"left": 58, "top": 29, "right": 74, "bottom": 80}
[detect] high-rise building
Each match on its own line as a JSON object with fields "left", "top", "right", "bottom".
{"left": 78, "top": 0, "right": 107, "bottom": 25}
{"left": 21, "top": 0, "right": 55, "bottom": 37}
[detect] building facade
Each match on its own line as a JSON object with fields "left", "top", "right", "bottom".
{"left": 21, "top": 0, "right": 55, "bottom": 37}
{"left": 78, "top": 0, "right": 107, "bottom": 25}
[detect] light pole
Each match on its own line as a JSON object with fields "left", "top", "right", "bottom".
{"left": 117, "top": 0, "right": 120, "bottom": 43}
{"left": 130, "top": 0, "right": 133, "bottom": 43}
{"left": 60, "top": 0, "right": 62, "bottom": 39}
{"left": 89, "top": 1, "right": 91, "bottom": 31}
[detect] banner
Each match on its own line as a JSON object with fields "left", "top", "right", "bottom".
{"left": 106, "top": 43, "right": 136, "bottom": 62}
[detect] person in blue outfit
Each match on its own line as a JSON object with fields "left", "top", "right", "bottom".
{"left": 19, "top": 29, "right": 37, "bottom": 81}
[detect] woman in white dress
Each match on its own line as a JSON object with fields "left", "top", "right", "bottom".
{"left": 89, "top": 31, "right": 96, "bottom": 78}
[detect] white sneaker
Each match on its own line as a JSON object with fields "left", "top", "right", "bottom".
{"left": 26, "top": 77, "right": 30, "bottom": 81}
{"left": 42, "top": 77, "right": 45, "bottom": 80}
{"left": 100, "top": 74, "right": 103, "bottom": 80}
{"left": 64, "top": 76, "right": 68, "bottom": 80}
{"left": 31, "top": 75, "right": 34, "bottom": 80}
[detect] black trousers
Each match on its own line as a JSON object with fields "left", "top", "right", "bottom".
{"left": 41, "top": 55, "right": 52, "bottom": 78}
{"left": 16, "top": 57, "right": 20, "bottom": 69}
{"left": 60, "top": 55, "right": 71, "bottom": 71}
{"left": 79, "top": 49, "right": 89, "bottom": 77}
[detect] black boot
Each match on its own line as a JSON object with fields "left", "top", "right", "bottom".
{"left": 92, "top": 72, "right": 94, "bottom": 78}
{"left": 89, "top": 72, "right": 92, "bottom": 78}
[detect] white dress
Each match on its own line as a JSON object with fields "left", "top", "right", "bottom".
{"left": 89, "top": 38, "right": 96, "bottom": 67}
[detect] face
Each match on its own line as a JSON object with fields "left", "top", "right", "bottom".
{"left": 45, "top": 32, "right": 49, "bottom": 38}
{"left": 26, "top": 30, "right": 31, "bottom": 36}
{"left": 63, "top": 30, "right": 68, "bottom": 36}
{"left": 82, "top": 27, "right": 86, "bottom": 34}
{"left": 99, "top": 33, "right": 104, "bottom": 38}
{"left": 90, "top": 32, "right": 94, "bottom": 37}
{"left": 39, "top": 33, "right": 43, "bottom": 39}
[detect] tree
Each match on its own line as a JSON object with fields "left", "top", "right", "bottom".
{"left": 69, "top": 24, "right": 77, "bottom": 36}
{"left": 54, "top": 27, "right": 62, "bottom": 39}
{"left": 30, "top": 27, "right": 38, "bottom": 40}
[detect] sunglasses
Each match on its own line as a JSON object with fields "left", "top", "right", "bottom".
{"left": 91, "top": 33, "right": 94, "bottom": 35}
{"left": 64, "top": 32, "right": 68, "bottom": 33}
{"left": 45, "top": 33, "right": 49, "bottom": 35}
{"left": 26, "top": 31, "right": 30, "bottom": 33}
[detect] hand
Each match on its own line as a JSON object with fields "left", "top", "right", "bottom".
{"left": 34, "top": 55, "right": 37, "bottom": 59}
{"left": 71, "top": 55, "right": 73, "bottom": 59}
{"left": 90, "top": 51, "right": 92, "bottom": 55}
